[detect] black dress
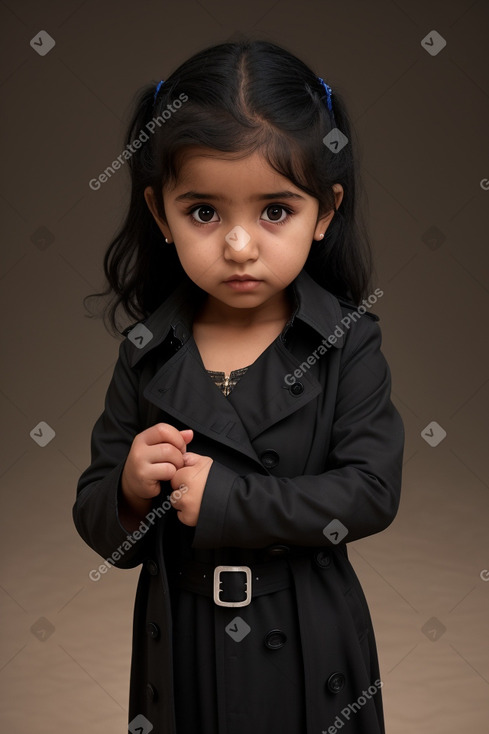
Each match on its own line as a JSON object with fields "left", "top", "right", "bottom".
{"left": 171, "top": 367, "right": 308, "bottom": 734}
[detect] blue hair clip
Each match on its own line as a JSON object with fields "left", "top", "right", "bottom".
{"left": 317, "top": 77, "right": 336, "bottom": 125}
{"left": 153, "top": 79, "right": 164, "bottom": 104}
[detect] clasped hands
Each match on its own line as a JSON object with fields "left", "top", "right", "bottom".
{"left": 120, "top": 423, "right": 213, "bottom": 527}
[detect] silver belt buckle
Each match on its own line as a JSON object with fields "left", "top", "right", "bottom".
{"left": 213, "top": 565, "right": 252, "bottom": 607}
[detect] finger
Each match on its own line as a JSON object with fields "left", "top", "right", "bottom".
{"left": 141, "top": 423, "right": 190, "bottom": 453}
{"left": 144, "top": 462, "right": 179, "bottom": 483}
{"left": 180, "top": 429, "right": 194, "bottom": 446}
{"left": 145, "top": 443, "right": 186, "bottom": 469}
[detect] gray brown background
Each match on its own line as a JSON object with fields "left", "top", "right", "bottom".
{"left": 1, "top": 1, "right": 488, "bottom": 732}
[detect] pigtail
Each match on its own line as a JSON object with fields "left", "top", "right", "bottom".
{"left": 83, "top": 84, "right": 185, "bottom": 336}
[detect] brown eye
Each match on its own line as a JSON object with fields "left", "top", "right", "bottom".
{"left": 262, "top": 205, "right": 288, "bottom": 223}
{"left": 191, "top": 206, "right": 218, "bottom": 223}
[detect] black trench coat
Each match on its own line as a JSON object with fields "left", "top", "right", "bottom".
{"left": 73, "top": 268, "right": 404, "bottom": 734}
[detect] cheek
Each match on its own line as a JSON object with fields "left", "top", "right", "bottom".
{"left": 281, "top": 243, "right": 313, "bottom": 279}
{"left": 173, "top": 240, "right": 219, "bottom": 283}
{"left": 174, "top": 244, "right": 197, "bottom": 272}
{"left": 263, "top": 226, "right": 312, "bottom": 259}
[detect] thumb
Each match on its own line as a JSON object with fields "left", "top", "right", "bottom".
{"left": 182, "top": 451, "right": 200, "bottom": 466}
{"left": 179, "top": 428, "right": 194, "bottom": 445}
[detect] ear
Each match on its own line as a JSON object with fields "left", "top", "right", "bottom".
{"left": 144, "top": 186, "right": 173, "bottom": 242}
{"left": 314, "top": 183, "right": 344, "bottom": 241}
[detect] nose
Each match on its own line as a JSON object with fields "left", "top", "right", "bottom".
{"left": 223, "top": 225, "right": 258, "bottom": 261}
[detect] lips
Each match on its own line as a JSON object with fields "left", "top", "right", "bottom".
{"left": 224, "top": 275, "right": 259, "bottom": 282}
{"left": 223, "top": 275, "right": 262, "bottom": 292}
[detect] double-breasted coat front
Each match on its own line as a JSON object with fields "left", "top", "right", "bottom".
{"left": 73, "top": 268, "right": 404, "bottom": 734}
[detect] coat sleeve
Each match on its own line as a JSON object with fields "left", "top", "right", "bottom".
{"left": 72, "top": 338, "right": 159, "bottom": 568}
{"left": 191, "top": 316, "right": 405, "bottom": 549}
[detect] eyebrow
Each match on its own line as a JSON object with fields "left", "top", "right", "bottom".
{"left": 174, "top": 190, "right": 306, "bottom": 203}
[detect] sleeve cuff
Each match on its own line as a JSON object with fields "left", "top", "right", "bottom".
{"left": 74, "top": 460, "right": 154, "bottom": 568}
{"left": 191, "top": 460, "right": 238, "bottom": 548}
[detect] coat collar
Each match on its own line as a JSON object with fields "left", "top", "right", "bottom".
{"left": 126, "top": 268, "right": 344, "bottom": 368}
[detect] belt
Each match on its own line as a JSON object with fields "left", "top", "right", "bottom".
{"left": 177, "top": 548, "right": 315, "bottom": 608}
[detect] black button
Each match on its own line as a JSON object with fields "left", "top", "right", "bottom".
{"left": 147, "top": 622, "right": 160, "bottom": 639}
{"left": 289, "top": 382, "right": 304, "bottom": 396}
{"left": 261, "top": 450, "right": 279, "bottom": 469}
{"left": 267, "top": 544, "right": 290, "bottom": 557}
{"left": 145, "top": 559, "right": 159, "bottom": 576}
{"left": 146, "top": 682, "right": 158, "bottom": 701}
{"left": 327, "top": 672, "right": 345, "bottom": 693}
{"left": 315, "top": 550, "right": 331, "bottom": 568}
{"left": 264, "top": 629, "right": 287, "bottom": 649}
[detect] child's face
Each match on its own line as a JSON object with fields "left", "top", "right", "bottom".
{"left": 145, "top": 147, "right": 343, "bottom": 315}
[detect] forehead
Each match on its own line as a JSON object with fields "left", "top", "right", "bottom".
{"left": 170, "top": 146, "right": 298, "bottom": 190}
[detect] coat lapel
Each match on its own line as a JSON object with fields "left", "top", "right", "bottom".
{"left": 225, "top": 336, "right": 323, "bottom": 440}
{"left": 142, "top": 336, "right": 263, "bottom": 465}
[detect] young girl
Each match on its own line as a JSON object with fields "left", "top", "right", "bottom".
{"left": 74, "top": 40, "right": 404, "bottom": 734}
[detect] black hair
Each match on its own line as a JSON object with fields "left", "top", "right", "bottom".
{"left": 85, "top": 39, "right": 373, "bottom": 335}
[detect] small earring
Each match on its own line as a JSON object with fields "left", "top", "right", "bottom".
{"left": 318, "top": 233, "right": 324, "bottom": 240}
{"left": 165, "top": 237, "right": 172, "bottom": 244}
